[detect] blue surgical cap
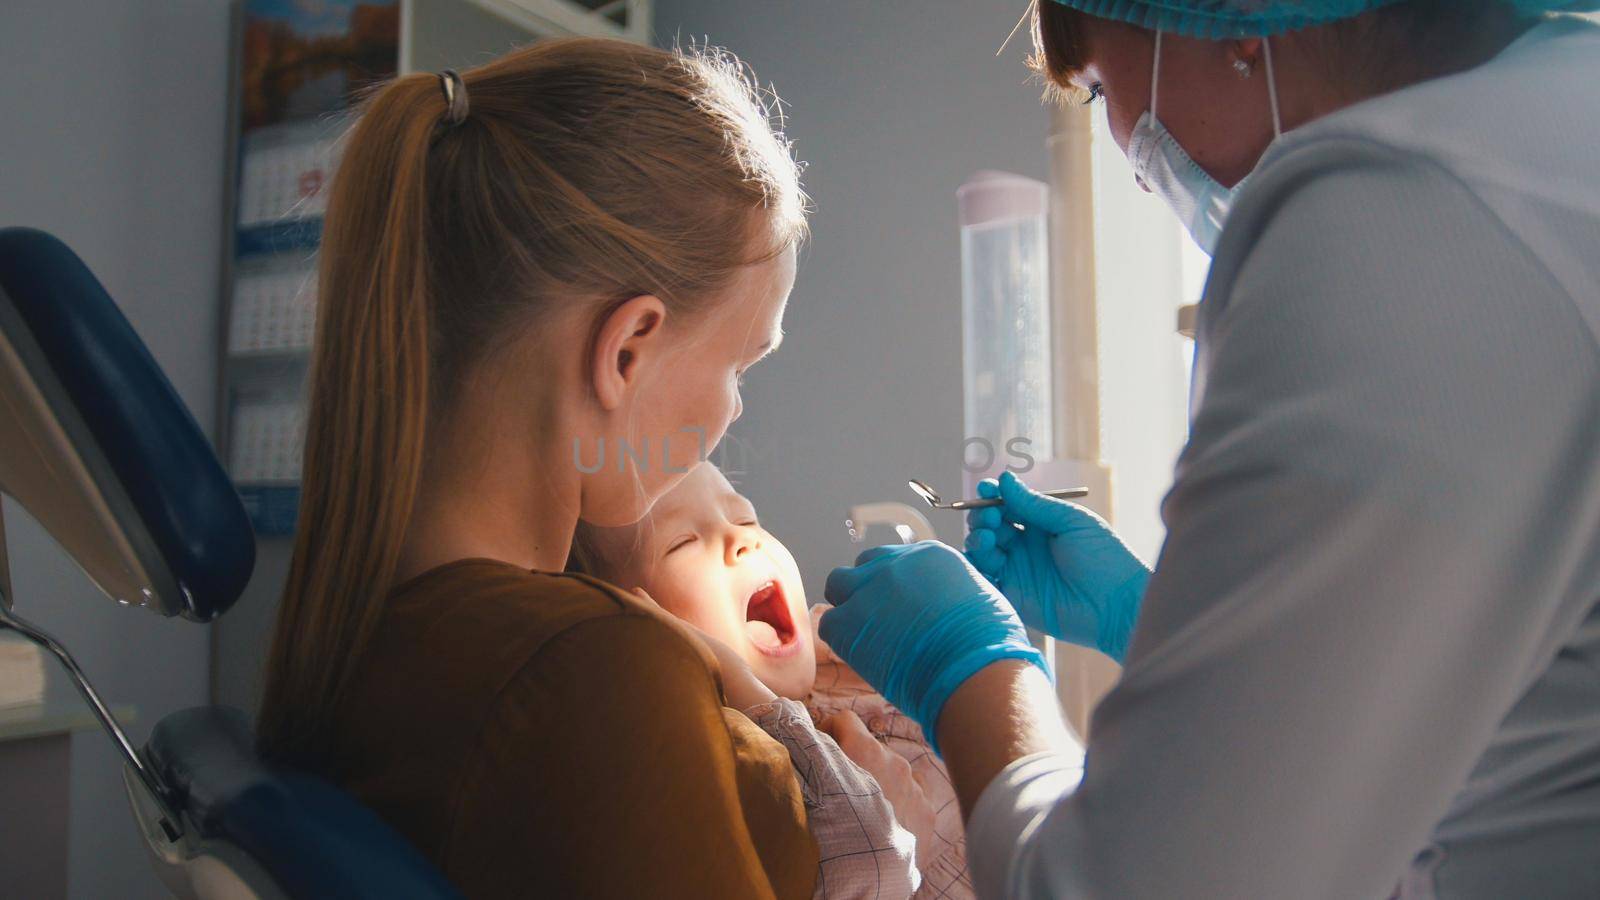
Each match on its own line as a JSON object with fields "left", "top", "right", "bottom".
{"left": 1044, "top": 0, "right": 1600, "bottom": 39}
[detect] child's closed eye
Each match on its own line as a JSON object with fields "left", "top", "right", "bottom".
{"left": 664, "top": 534, "right": 697, "bottom": 555}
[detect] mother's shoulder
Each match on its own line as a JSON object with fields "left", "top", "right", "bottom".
{"left": 366, "top": 559, "right": 717, "bottom": 703}
{"left": 331, "top": 560, "right": 729, "bottom": 825}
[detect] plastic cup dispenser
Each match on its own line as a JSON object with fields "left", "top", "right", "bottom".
{"left": 958, "top": 171, "right": 1053, "bottom": 487}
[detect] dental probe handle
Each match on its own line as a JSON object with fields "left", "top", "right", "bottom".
{"left": 946, "top": 487, "right": 1090, "bottom": 510}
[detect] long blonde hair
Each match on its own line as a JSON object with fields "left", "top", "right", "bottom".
{"left": 257, "top": 38, "right": 806, "bottom": 769}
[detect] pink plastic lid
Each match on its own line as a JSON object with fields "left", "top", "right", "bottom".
{"left": 957, "top": 170, "right": 1048, "bottom": 228}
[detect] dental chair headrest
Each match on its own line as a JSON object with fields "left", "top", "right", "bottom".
{"left": 0, "top": 227, "right": 255, "bottom": 620}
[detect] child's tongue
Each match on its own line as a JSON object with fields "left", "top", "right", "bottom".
{"left": 745, "top": 619, "right": 783, "bottom": 649}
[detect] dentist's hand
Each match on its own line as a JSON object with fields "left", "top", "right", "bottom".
{"left": 963, "top": 471, "right": 1150, "bottom": 663}
{"left": 819, "top": 541, "right": 1048, "bottom": 753}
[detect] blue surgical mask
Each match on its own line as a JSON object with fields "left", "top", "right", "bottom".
{"left": 1127, "top": 30, "right": 1283, "bottom": 255}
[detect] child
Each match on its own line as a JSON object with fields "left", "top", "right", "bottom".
{"left": 570, "top": 462, "right": 973, "bottom": 900}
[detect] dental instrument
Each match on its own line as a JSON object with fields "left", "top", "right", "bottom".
{"left": 908, "top": 477, "right": 1086, "bottom": 511}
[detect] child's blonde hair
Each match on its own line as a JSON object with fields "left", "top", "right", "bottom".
{"left": 260, "top": 38, "right": 806, "bottom": 768}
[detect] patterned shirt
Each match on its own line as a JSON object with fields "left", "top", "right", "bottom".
{"left": 805, "top": 605, "right": 974, "bottom": 900}
{"left": 746, "top": 697, "right": 920, "bottom": 900}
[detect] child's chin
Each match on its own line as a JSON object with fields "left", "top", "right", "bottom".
{"left": 756, "top": 656, "right": 816, "bottom": 701}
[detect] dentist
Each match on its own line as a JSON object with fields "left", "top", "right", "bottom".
{"left": 821, "top": 1, "right": 1600, "bottom": 897}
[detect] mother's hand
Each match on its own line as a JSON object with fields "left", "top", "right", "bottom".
{"left": 819, "top": 541, "right": 1048, "bottom": 753}
{"left": 821, "top": 710, "right": 937, "bottom": 870}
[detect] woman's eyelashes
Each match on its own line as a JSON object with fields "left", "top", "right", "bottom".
{"left": 739, "top": 338, "right": 780, "bottom": 384}
{"left": 1083, "top": 82, "right": 1105, "bottom": 106}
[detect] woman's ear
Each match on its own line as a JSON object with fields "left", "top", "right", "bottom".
{"left": 1231, "top": 37, "right": 1266, "bottom": 74}
{"left": 591, "top": 294, "right": 668, "bottom": 411}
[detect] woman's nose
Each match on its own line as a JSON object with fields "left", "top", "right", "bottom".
{"left": 726, "top": 527, "right": 761, "bottom": 565}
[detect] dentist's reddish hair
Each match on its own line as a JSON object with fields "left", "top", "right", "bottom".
{"left": 1031, "top": 0, "right": 1534, "bottom": 105}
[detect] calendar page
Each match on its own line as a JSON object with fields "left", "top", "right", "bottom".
{"left": 228, "top": 399, "right": 305, "bottom": 485}
{"left": 225, "top": 0, "right": 399, "bottom": 536}
{"left": 236, "top": 128, "right": 340, "bottom": 228}
{"left": 228, "top": 258, "right": 317, "bottom": 355}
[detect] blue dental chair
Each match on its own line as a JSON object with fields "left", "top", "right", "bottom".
{"left": 0, "top": 227, "right": 461, "bottom": 899}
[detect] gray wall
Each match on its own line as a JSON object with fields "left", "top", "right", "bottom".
{"left": 0, "top": 1, "right": 231, "bottom": 897}
{"left": 655, "top": 0, "right": 1053, "bottom": 602}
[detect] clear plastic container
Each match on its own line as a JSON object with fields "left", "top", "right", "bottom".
{"left": 958, "top": 171, "right": 1053, "bottom": 473}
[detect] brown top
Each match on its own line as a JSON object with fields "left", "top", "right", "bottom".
{"left": 329, "top": 559, "right": 819, "bottom": 899}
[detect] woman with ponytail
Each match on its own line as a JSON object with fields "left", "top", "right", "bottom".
{"left": 256, "top": 39, "right": 817, "bottom": 897}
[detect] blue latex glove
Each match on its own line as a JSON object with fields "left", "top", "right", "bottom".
{"left": 820, "top": 541, "right": 1049, "bottom": 754}
{"left": 963, "top": 470, "right": 1150, "bottom": 663}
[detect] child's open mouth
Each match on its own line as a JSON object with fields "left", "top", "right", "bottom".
{"left": 744, "top": 580, "right": 800, "bottom": 657}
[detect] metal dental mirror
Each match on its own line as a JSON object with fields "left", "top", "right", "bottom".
{"left": 908, "top": 478, "right": 1088, "bottom": 511}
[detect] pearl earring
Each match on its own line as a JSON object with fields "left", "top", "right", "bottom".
{"left": 1233, "top": 57, "right": 1254, "bottom": 78}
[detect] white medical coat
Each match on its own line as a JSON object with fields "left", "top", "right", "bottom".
{"left": 968, "top": 15, "right": 1600, "bottom": 899}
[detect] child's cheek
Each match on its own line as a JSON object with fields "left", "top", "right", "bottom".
{"left": 652, "top": 565, "right": 731, "bottom": 639}
{"left": 648, "top": 567, "right": 698, "bottom": 618}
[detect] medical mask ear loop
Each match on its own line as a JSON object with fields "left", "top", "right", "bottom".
{"left": 1263, "top": 37, "right": 1283, "bottom": 139}
{"left": 1133, "top": 30, "right": 1165, "bottom": 176}
{"left": 1150, "top": 30, "right": 1163, "bottom": 123}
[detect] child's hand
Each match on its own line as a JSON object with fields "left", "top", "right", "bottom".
{"left": 821, "top": 710, "right": 938, "bottom": 871}
{"left": 809, "top": 604, "right": 838, "bottom": 662}
{"left": 635, "top": 588, "right": 776, "bottom": 711}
